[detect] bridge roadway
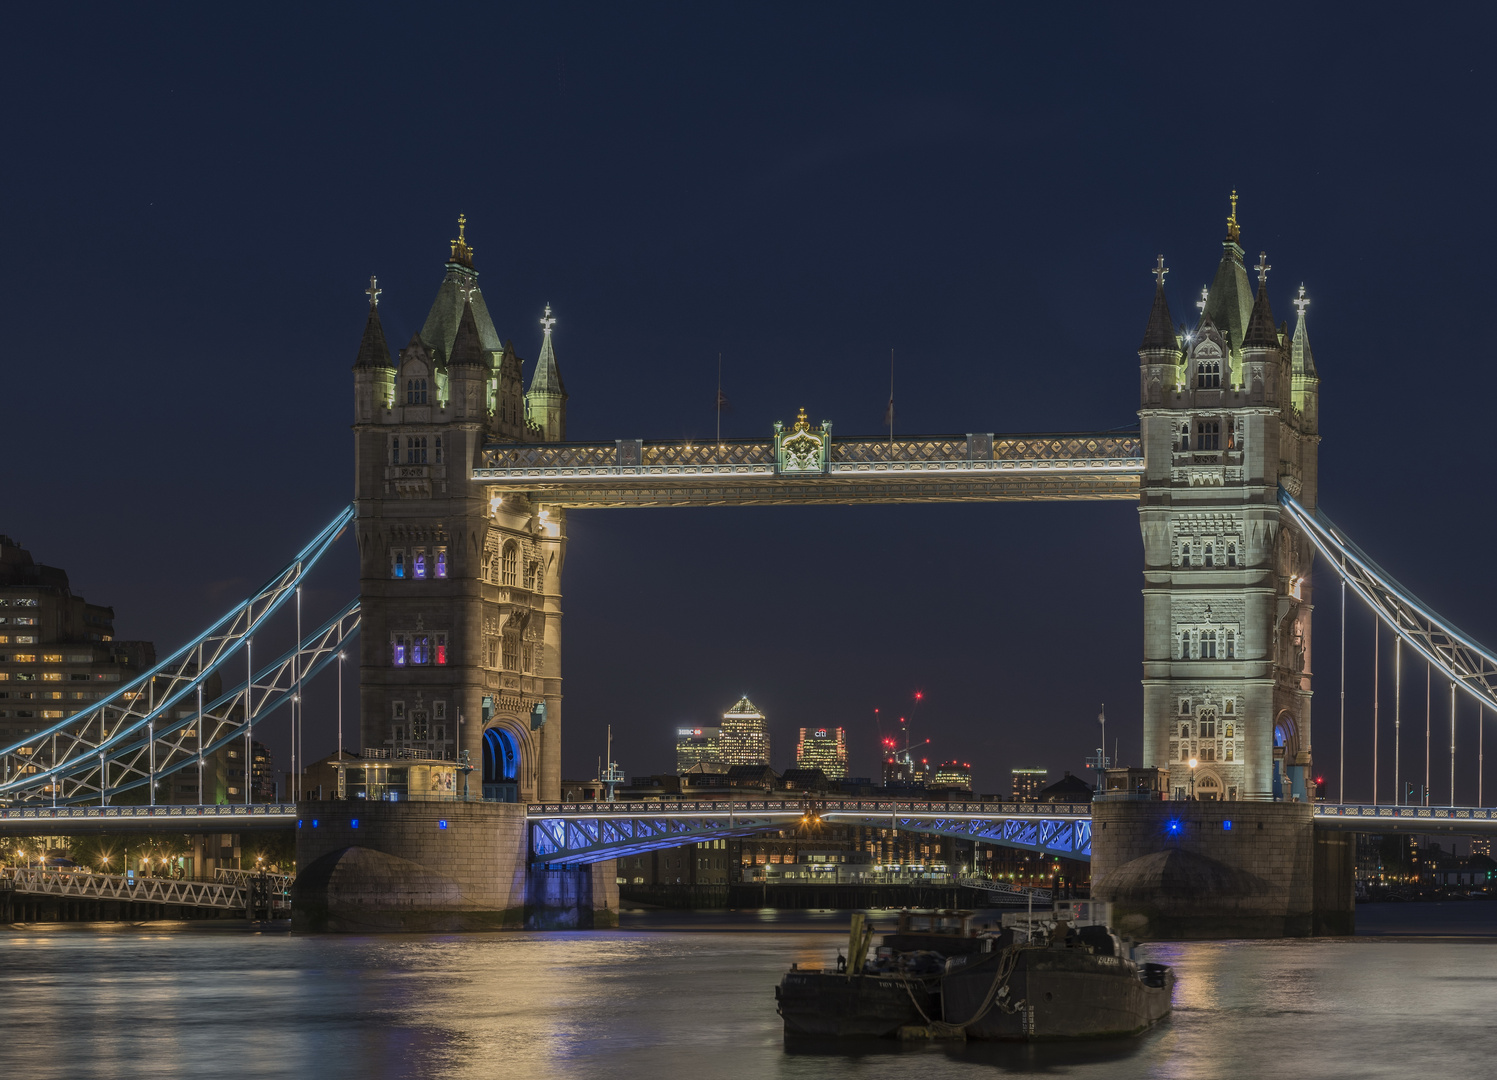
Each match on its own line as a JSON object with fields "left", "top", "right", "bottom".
{"left": 0, "top": 803, "right": 297, "bottom": 836}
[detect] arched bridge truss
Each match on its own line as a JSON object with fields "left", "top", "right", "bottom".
{"left": 0, "top": 508, "right": 360, "bottom": 806}
{"left": 526, "top": 801, "right": 1094, "bottom": 866}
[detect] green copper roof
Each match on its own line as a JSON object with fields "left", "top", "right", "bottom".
{"left": 1203, "top": 242, "right": 1253, "bottom": 354}
{"left": 1243, "top": 282, "right": 1278, "bottom": 349}
{"left": 528, "top": 309, "right": 566, "bottom": 399}
{"left": 448, "top": 298, "right": 486, "bottom": 367}
{"left": 420, "top": 264, "right": 503, "bottom": 367}
{"left": 1139, "top": 283, "right": 1179, "bottom": 352}
{"left": 1292, "top": 293, "right": 1317, "bottom": 378}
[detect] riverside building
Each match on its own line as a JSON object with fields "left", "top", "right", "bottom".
{"left": 718, "top": 696, "right": 770, "bottom": 766}
{"left": 795, "top": 727, "right": 847, "bottom": 780}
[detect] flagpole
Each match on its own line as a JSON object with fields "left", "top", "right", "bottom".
{"left": 888, "top": 347, "right": 894, "bottom": 453}
{"left": 716, "top": 352, "right": 722, "bottom": 446}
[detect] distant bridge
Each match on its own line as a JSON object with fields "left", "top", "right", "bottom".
{"left": 0, "top": 866, "right": 291, "bottom": 913}
{"left": 525, "top": 799, "right": 1096, "bottom": 866}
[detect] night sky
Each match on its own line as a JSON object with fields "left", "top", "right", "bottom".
{"left": 6, "top": 6, "right": 1497, "bottom": 800}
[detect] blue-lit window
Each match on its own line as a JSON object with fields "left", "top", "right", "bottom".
{"left": 1222, "top": 820, "right": 1233, "bottom": 831}
{"left": 412, "top": 634, "right": 429, "bottom": 665}
{"left": 393, "top": 551, "right": 406, "bottom": 579}
{"left": 438, "top": 820, "right": 448, "bottom": 830}
{"left": 393, "top": 635, "right": 407, "bottom": 667}
{"left": 414, "top": 552, "right": 427, "bottom": 579}
{"left": 351, "top": 818, "right": 359, "bottom": 829}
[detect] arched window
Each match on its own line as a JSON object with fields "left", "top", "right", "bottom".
{"left": 390, "top": 437, "right": 401, "bottom": 466}
{"left": 435, "top": 548, "right": 447, "bottom": 579}
{"left": 482, "top": 552, "right": 494, "bottom": 582}
{"left": 1180, "top": 631, "right": 1191, "bottom": 659}
{"left": 502, "top": 632, "right": 520, "bottom": 670}
{"left": 1196, "top": 359, "right": 1221, "bottom": 389}
{"left": 1179, "top": 423, "right": 1190, "bottom": 451}
{"left": 1181, "top": 545, "right": 1191, "bottom": 567}
{"left": 1225, "top": 630, "right": 1236, "bottom": 658}
{"left": 392, "top": 551, "right": 406, "bottom": 579}
{"left": 412, "top": 634, "right": 429, "bottom": 665}
{"left": 1180, "top": 723, "right": 1190, "bottom": 738}
{"left": 406, "top": 378, "right": 428, "bottom": 405}
{"left": 523, "top": 561, "right": 537, "bottom": 590}
{"left": 501, "top": 543, "right": 518, "bottom": 586}
{"left": 1204, "top": 543, "right": 1214, "bottom": 567}
{"left": 414, "top": 551, "right": 427, "bottom": 579}
{"left": 1227, "top": 543, "right": 1238, "bottom": 567}
{"left": 1197, "top": 421, "right": 1221, "bottom": 450}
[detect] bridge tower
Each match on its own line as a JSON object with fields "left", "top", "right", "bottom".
{"left": 350, "top": 221, "right": 566, "bottom": 802}
{"left": 1137, "top": 197, "right": 1320, "bottom": 801}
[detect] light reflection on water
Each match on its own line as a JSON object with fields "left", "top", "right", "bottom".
{"left": 1, "top": 905, "right": 1495, "bottom": 1079}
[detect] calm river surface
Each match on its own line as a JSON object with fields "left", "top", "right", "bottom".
{"left": 2, "top": 904, "right": 1495, "bottom": 1080}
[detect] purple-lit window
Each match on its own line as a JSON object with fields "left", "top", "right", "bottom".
{"left": 414, "top": 552, "right": 427, "bottom": 579}
{"left": 435, "top": 633, "right": 447, "bottom": 666}
{"left": 392, "top": 636, "right": 407, "bottom": 666}
{"left": 436, "top": 549, "right": 447, "bottom": 578}
{"left": 412, "top": 635, "right": 429, "bottom": 665}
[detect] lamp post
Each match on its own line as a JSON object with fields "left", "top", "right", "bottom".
{"left": 1188, "top": 758, "right": 1198, "bottom": 800}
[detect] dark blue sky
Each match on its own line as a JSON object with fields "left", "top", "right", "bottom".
{"left": 6, "top": 4, "right": 1497, "bottom": 798}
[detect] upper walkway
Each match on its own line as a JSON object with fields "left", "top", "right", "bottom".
{"left": 476, "top": 430, "right": 1143, "bottom": 506}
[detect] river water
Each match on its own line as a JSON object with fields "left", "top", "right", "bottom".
{"left": 2, "top": 904, "right": 1495, "bottom": 1080}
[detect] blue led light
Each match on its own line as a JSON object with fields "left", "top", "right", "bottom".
{"left": 1223, "top": 819, "right": 1233, "bottom": 831}
{"left": 351, "top": 819, "right": 359, "bottom": 829}
{"left": 439, "top": 820, "right": 448, "bottom": 829}
{"left": 297, "top": 820, "right": 303, "bottom": 829}
{"left": 312, "top": 819, "right": 319, "bottom": 828}
{"left": 1166, "top": 819, "right": 1183, "bottom": 835}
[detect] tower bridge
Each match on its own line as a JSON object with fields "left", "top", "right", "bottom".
{"left": 5, "top": 199, "right": 1497, "bottom": 932}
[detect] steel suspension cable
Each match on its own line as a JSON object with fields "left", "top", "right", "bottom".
{"left": 1451, "top": 681, "right": 1457, "bottom": 809}
{"left": 1395, "top": 639, "right": 1402, "bottom": 804}
{"left": 1374, "top": 620, "right": 1380, "bottom": 804}
{"left": 1340, "top": 577, "right": 1346, "bottom": 804}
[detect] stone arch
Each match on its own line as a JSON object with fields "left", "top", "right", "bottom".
{"left": 482, "top": 714, "right": 539, "bottom": 802}
{"left": 1193, "top": 769, "right": 1223, "bottom": 801}
{"left": 1274, "top": 710, "right": 1301, "bottom": 759}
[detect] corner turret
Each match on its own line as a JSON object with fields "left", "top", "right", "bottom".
{"left": 1138, "top": 255, "right": 1182, "bottom": 406}
{"left": 526, "top": 304, "right": 567, "bottom": 442}
{"left": 353, "top": 276, "right": 396, "bottom": 423}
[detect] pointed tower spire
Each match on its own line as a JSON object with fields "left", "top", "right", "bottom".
{"left": 1243, "top": 252, "right": 1279, "bottom": 348}
{"left": 353, "top": 275, "right": 394, "bottom": 368}
{"left": 526, "top": 303, "right": 568, "bottom": 441}
{"left": 449, "top": 212, "right": 475, "bottom": 269}
{"left": 1203, "top": 191, "right": 1254, "bottom": 350}
{"left": 1291, "top": 284, "right": 1317, "bottom": 377}
{"left": 449, "top": 293, "right": 486, "bottom": 367}
{"left": 1139, "top": 255, "right": 1178, "bottom": 350}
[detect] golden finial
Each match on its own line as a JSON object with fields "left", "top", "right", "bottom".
{"left": 793, "top": 407, "right": 810, "bottom": 433}
{"left": 1226, "top": 190, "right": 1240, "bottom": 242}
{"left": 449, "top": 213, "right": 475, "bottom": 267}
{"left": 457, "top": 213, "right": 467, "bottom": 243}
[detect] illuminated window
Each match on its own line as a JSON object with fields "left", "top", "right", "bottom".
{"left": 414, "top": 551, "right": 427, "bottom": 579}
{"left": 42, "top": 673, "right": 62, "bottom": 682}
{"left": 412, "top": 635, "right": 429, "bottom": 665}
{"left": 13, "top": 654, "right": 35, "bottom": 663}
{"left": 14, "top": 636, "right": 35, "bottom": 645}
{"left": 0, "top": 636, "right": 7, "bottom": 644}
{"left": 1227, "top": 543, "right": 1238, "bottom": 567}
{"left": 435, "top": 634, "right": 447, "bottom": 666}
{"left": 501, "top": 543, "right": 518, "bottom": 586}
{"left": 1197, "top": 421, "right": 1221, "bottom": 450}
{"left": 1224, "top": 700, "right": 1235, "bottom": 715}
{"left": 42, "top": 654, "right": 61, "bottom": 663}
{"left": 435, "top": 548, "right": 447, "bottom": 579}
{"left": 392, "top": 636, "right": 407, "bottom": 667}
{"left": 393, "top": 551, "right": 406, "bottom": 579}
{"left": 1196, "top": 359, "right": 1221, "bottom": 389}
{"left": 1225, "top": 745, "right": 1235, "bottom": 762}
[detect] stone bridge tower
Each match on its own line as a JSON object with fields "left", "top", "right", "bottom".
{"left": 1137, "top": 196, "right": 1320, "bottom": 801}
{"left": 350, "top": 220, "right": 567, "bottom": 802}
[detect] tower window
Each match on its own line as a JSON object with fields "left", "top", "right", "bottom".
{"left": 483, "top": 552, "right": 495, "bottom": 583}
{"left": 1204, "top": 543, "right": 1214, "bottom": 567}
{"left": 393, "top": 551, "right": 406, "bottom": 579}
{"left": 1180, "top": 631, "right": 1191, "bottom": 660}
{"left": 1225, "top": 630, "right": 1236, "bottom": 658}
{"left": 412, "top": 634, "right": 429, "bottom": 665}
{"left": 1196, "top": 360, "right": 1221, "bottom": 389}
{"left": 1202, "top": 630, "right": 1217, "bottom": 659}
{"left": 522, "top": 639, "right": 533, "bottom": 673}
{"left": 488, "top": 639, "right": 499, "bottom": 667}
{"left": 502, "top": 633, "right": 519, "bottom": 671}
{"left": 392, "top": 635, "right": 407, "bottom": 667}
{"left": 1180, "top": 723, "right": 1190, "bottom": 738}
{"left": 391, "top": 437, "right": 401, "bottom": 466}
{"left": 1200, "top": 719, "right": 1216, "bottom": 738}
{"left": 435, "top": 633, "right": 447, "bottom": 666}
{"left": 1180, "top": 545, "right": 1191, "bottom": 567}
{"left": 1225, "top": 744, "right": 1235, "bottom": 762}
{"left": 392, "top": 700, "right": 405, "bottom": 720}
{"left": 1179, "top": 423, "right": 1190, "bottom": 451}
{"left": 1197, "top": 421, "right": 1221, "bottom": 450}
{"left": 406, "top": 437, "right": 429, "bottom": 465}
{"left": 524, "top": 560, "right": 537, "bottom": 590}
{"left": 434, "top": 701, "right": 446, "bottom": 721}
{"left": 435, "top": 437, "right": 443, "bottom": 465}
{"left": 501, "top": 543, "right": 518, "bottom": 586}
{"left": 406, "top": 379, "right": 428, "bottom": 405}
{"left": 1224, "top": 721, "right": 1235, "bottom": 738}
{"left": 436, "top": 548, "right": 447, "bottom": 579}
{"left": 1227, "top": 543, "right": 1238, "bottom": 567}
{"left": 414, "top": 551, "right": 427, "bottom": 579}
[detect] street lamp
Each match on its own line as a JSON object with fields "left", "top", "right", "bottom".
{"left": 1188, "top": 758, "right": 1198, "bottom": 800}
